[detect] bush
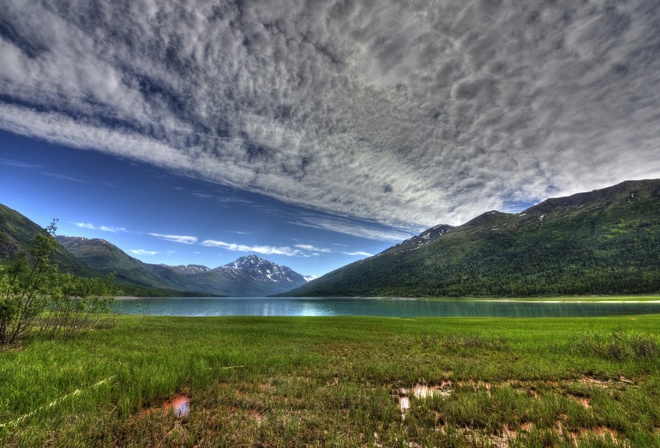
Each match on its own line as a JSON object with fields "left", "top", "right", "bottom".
{"left": 0, "top": 220, "right": 114, "bottom": 345}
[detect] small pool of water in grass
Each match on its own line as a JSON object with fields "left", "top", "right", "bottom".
{"left": 111, "top": 297, "right": 660, "bottom": 318}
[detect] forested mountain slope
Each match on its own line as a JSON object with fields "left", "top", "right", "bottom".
{"left": 287, "top": 179, "right": 660, "bottom": 297}
{"left": 0, "top": 204, "right": 94, "bottom": 277}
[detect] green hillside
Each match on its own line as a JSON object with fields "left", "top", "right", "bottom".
{"left": 0, "top": 205, "right": 181, "bottom": 296}
{"left": 288, "top": 179, "right": 660, "bottom": 297}
{"left": 55, "top": 236, "right": 179, "bottom": 291}
{"left": 0, "top": 204, "right": 95, "bottom": 277}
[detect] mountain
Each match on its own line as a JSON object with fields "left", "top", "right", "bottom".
{"left": 55, "top": 236, "right": 182, "bottom": 293}
{"left": 286, "top": 179, "right": 660, "bottom": 297}
{"left": 0, "top": 204, "right": 95, "bottom": 277}
{"left": 54, "top": 236, "right": 308, "bottom": 296}
{"left": 223, "top": 255, "right": 307, "bottom": 287}
{"left": 0, "top": 203, "right": 310, "bottom": 296}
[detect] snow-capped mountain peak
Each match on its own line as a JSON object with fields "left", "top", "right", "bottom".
{"left": 221, "top": 255, "right": 307, "bottom": 287}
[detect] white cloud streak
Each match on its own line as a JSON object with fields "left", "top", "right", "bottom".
{"left": 342, "top": 251, "right": 374, "bottom": 257}
{"left": 1, "top": 1, "right": 659, "bottom": 228}
{"left": 294, "top": 244, "right": 332, "bottom": 253}
{"left": 0, "top": 159, "right": 41, "bottom": 169}
{"left": 44, "top": 172, "right": 91, "bottom": 183}
{"left": 293, "top": 214, "right": 414, "bottom": 242}
{"left": 201, "top": 240, "right": 303, "bottom": 257}
{"left": 73, "top": 222, "right": 126, "bottom": 233}
{"left": 148, "top": 233, "right": 198, "bottom": 245}
{"left": 130, "top": 249, "right": 159, "bottom": 256}
{"left": 73, "top": 222, "right": 95, "bottom": 230}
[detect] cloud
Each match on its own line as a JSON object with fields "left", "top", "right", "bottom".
{"left": 130, "top": 249, "right": 159, "bottom": 256}
{"left": 294, "top": 244, "right": 332, "bottom": 253}
{"left": 201, "top": 240, "right": 303, "bottom": 257}
{"left": 293, "top": 243, "right": 372, "bottom": 257}
{"left": 190, "top": 192, "right": 214, "bottom": 199}
{"left": 73, "top": 222, "right": 95, "bottom": 230}
{"left": 1, "top": 1, "right": 659, "bottom": 229}
{"left": 342, "top": 251, "right": 374, "bottom": 257}
{"left": 293, "top": 214, "right": 414, "bottom": 242}
{"left": 44, "top": 172, "right": 92, "bottom": 184}
{"left": 73, "top": 222, "right": 125, "bottom": 233}
{"left": 148, "top": 233, "right": 198, "bottom": 245}
{"left": 228, "top": 230, "right": 251, "bottom": 235}
{"left": 0, "top": 158, "right": 41, "bottom": 169}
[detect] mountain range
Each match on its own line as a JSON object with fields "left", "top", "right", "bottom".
{"left": 3, "top": 179, "right": 659, "bottom": 298}
{"left": 286, "top": 179, "right": 660, "bottom": 297}
{"left": 56, "top": 236, "right": 308, "bottom": 297}
{"left": 0, "top": 204, "right": 308, "bottom": 296}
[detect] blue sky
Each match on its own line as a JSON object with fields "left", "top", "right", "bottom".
{"left": 1, "top": 1, "right": 659, "bottom": 276}
{"left": 0, "top": 130, "right": 411, "bottom": 276}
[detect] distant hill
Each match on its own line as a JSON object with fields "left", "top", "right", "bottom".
{"left": 287, "top": 179, "right": 660, "bottom": 297}
{"left": 55, "top": 237, "right": 308, "bottom": 296}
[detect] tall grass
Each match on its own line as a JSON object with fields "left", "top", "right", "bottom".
{"left": 574, "top": 331, "right": 659, "bottom": 361}
{"left": 1, "top": 314, "right": 660, "bottom": 446}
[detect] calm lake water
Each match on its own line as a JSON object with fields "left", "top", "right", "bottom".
{"left": 112, "top": 297, "right": 660, "bottom": 318}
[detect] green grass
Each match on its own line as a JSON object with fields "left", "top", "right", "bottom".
{"left": 2, "top": 314, "right": 660, "bottom": 446}
{"left": 420, "top": 295, "right": 660, "bottom": 302}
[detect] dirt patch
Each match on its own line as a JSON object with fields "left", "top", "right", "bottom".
{"left": 567, "top": 393, "right": 591, "bottom": 409}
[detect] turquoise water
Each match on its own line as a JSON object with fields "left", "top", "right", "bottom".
{"left": 112, "top": 297, "right": 660, "bottom": 318}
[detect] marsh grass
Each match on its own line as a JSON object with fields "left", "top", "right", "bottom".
{"left": 574, "top": 331, "right": 660, "bottom": 361}
{"left": 1, "top": 314, "right": 660, "bottom": 446}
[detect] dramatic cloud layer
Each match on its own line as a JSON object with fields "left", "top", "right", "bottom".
{"left": 1, "top": 0, "right": 659, "bottom": 229}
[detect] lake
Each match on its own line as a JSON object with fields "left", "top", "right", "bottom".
{"left": 112, "top": 297, "right": 660, "bottom": 318}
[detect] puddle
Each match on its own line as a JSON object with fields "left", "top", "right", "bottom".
{"left": 412, "top": 384, "right": 433, "bottom": 399}
{"left": 398, "top": 395, "right": 411, "bottom": 412}
{"left": 155, "top": 395, "right": 190, "bottom": 418}
{"left": 165, "top": 396, "right": 190, "bottom": 417}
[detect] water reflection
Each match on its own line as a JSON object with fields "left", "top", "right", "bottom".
{"left": 112, "top": 297, "right": 660, "bottom": 318}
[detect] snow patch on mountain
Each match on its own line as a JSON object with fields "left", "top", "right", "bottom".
{"left": 221, "top": 255, "right": 307, "bottom": 287}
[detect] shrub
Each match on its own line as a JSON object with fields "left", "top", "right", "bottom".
{"left": 0, "top": 220, "right": 114, "bottom": 345}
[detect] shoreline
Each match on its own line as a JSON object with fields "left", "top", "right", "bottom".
{"left": 114, "top": 295, "right": 660, "bottom": 303}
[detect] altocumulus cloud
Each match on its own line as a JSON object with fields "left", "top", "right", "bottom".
{"left": 1, "top": 1, "right": 659, "bottom": 229}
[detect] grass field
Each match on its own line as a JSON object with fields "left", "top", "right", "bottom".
{"left": 2, "top": 313, "right": 660, "bottom": 447}
{"left": 421, "top": 295, "right": 660, "bottom": 302}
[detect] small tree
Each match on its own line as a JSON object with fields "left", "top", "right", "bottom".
{"left": 0, "top": 220, "right": 114, "bottom": 345}
{"left": 39, "top": 273, "right": 115, "bottom": 340}
{"left": 0, "top": 221, "right": 59, "bottom": 344}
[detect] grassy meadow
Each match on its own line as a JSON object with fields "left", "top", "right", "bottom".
{"left": 2, "top": 312, "right": 660, "bottom": 447}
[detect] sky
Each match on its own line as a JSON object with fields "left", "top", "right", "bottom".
{"left": 1, "top": 0, "right": 659, "bottom": 277}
